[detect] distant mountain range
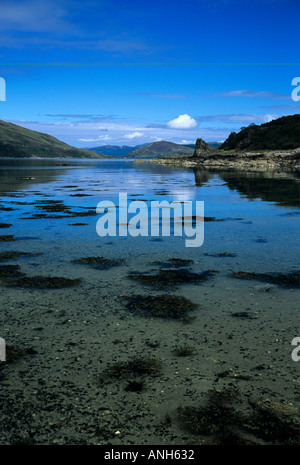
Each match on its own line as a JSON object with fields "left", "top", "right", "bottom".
{"left": 1, "top": 114, "right": 297, "bottom": 160}
{"left": 220, "top": 114, "right": 300, "bottom": 151}
{"left": 0, "top": 120, "right": 222, "bottom": 159}
{"left": 88, "top": 141, "right": 222, "bottom": 158}
{"left": 0, "top": 120, "right": 106, "bottom": 158}
{"left": 123, "top": 141, "right": 194, "bottom": 158}
{"left": 88, "top": 143, "right": 148, "bottom": 157}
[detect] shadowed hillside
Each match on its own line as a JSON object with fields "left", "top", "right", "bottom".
{"left": 219, "top": 115, "right": 300, "bottom": 151}
{"left": 0, "top": 120, "right": 106, "bottom": 158}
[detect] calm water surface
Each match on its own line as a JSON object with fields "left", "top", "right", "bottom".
{"left": 0, "top": 159, "right": 299, "bottom": 272}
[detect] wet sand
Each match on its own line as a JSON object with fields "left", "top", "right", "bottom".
{"left": 0, "top": 249, "right": 299, "bottom": 445}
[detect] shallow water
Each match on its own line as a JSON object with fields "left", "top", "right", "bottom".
{"left": 0, "top": 159, "right": 299, "bottom": 445}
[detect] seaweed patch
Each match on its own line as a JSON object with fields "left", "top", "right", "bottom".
{"left": 150, "top": 258, "right": 194, "bottom": 267}
{"left": 68, "top": 223, "right": 88, "bottom": 226}
{"left": 177, "top": 389, "right": 300, "bottom": 445}
{"left": 231, "top": 270, "right": 300, "bottom": 288}
{"left": 1, "top": 346, "right": 37, "bottom": 364}
{"left": 0, "top": 265, "right": 25, "bottom": 278}
{"left": 123, "top": 294, "right": 198, "bottom": 320}
{"left": 174, "top": 345, "right": 196, "bottom": 356}
{"left": 0, "top": 235, "right": 16, "bottom": 242}
{"left": 72, "top": 256, "right": 124, "bottom": 269}
{"left": 1, "top": 275, "right": 82, "bottom": 288}
{"left": 204, "top": 252, "right": 237, "bottom": 257}
{"left": 103, "top": 356, "right": 162, "bottom": 378}
{"left": 127, "top": 268, "right": 217, "bottom": 289}
{"left": 0, "top": 251, "right": 43, "bottom": 262}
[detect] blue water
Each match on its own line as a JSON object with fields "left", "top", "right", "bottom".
{"left": 0, "top": 159, "right": 299, "bottom": 274}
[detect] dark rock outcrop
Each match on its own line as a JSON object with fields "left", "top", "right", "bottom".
{"left": 193, "top": 138, "right": 215, "bottom": 158}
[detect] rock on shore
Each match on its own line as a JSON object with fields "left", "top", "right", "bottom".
{"left": 152, "top": 140, "right": 300, "bottom": 171}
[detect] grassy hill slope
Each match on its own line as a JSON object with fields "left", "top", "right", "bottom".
{"left": 220, "top": 114, "right": 300, "bottom": 151}
{"left": 0, "top": 120, "right": 106, "bottom": 158}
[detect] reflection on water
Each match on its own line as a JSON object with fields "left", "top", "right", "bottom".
{"left": 219, "top": 170, "right": 300, "bottom": 208}
{"left": 1, "top": 159, "right": 299, "bottom": 208}
{"left": 193, "top": 168, "right": 300, "bottom": 207}
{"left": 0, "top": 159, "right": 71, "bottom": 194}
{"left": 193, "top": 169, "right": 214, "bottom": 187}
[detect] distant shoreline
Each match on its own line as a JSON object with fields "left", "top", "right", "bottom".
{"left": 136, "top": 148, "right": 300, "bottom": 171}
{"left": 0, "top": 156, "right": 115, "bottom": 160}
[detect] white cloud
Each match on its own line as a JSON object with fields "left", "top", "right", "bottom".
{"left": 180, "top": 139, "right": 193, "bottom": 144}
{"left": 213, "top": 90, "right": 290, "bottom": 100}
{"left": 167, "top": 114, "right": 197, "bottom": 129}
{"left": 78, "top": 134, "right": 111, "bottom": 142}
{"left": 196, "top": 113, "right": 280, "bottom": 124}
{"left": 124, "top": 131, "right": 144, "bottom": 139}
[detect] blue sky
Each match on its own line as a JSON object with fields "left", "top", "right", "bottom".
{"left": 0, "top": 0, "right": 299, "bottom": 147}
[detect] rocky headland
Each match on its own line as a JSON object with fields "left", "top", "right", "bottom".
{"left": 150, "top": 138, "right": 300, "bottom": 171}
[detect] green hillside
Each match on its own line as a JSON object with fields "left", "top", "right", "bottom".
{"left": 0, "top": 120, "right": 106, "bottom": 158}
{"left": 220, "top": 114, "right": 300, "bottom": 151}
{"left": 126, "top": 141, "right": 194, "bottom": 158}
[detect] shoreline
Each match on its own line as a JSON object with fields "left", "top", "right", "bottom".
{"left": 136, "top": 148, "right": 300, "bottom": 171}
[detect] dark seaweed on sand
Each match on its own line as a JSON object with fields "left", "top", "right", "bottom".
{"left": 123, "top": 294, "right": 198, "bottom": 320}
{"left": 177, "top": 389, "right": 300, "bottom": 445}
{"left": 124, "top": 380, "right": 145, "bottom": 392}
{"left": 68, "top": 223, "right": 88, "bottom": 226}
{"left": 70, "top": 210, "right": 97, "bottom": 217}
{"left": 0, "top": 264, "right": 25, "bottom": 278}
{"left": 0, "top": 251, "right": 43, "bottom": 262}
{"left": 231, "top": 270, "right": 300, "bottom": 288}
{"left": 1, "top": 275, "right": 82, "bottom": 288}
{"left": 127, "top": 268, "right": 217, "bottom": 289}
{"left": 21, "top": 199, "right": 97, "bottom": 219}
{"left": 204, "top": 252, "right": 237, "bottom": 257}
{"left": 35, "top": 200, "right": 71, "bottom": 213}
{"left": 71, "top": 256, "right": 124, "bottom": 269}
{"left": 1, "top": 346, "right": 37, "bottom": 364}
{"left": 103, "top": 356, "right": 162, "bottom": 378}
{"left": 150, "top": 258, "right": 194, "bottom": 267}
{"left": 0, "top": 206, "right": 16, "bottom": 211}
{"left": 174, "top": 345, "right": 196, "bottom": 356}
{"left": 0, "top": 235, "right": 16, "bottom": 242}
{"left": 178, "top": 388, "right": 241, "bottom": 442}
